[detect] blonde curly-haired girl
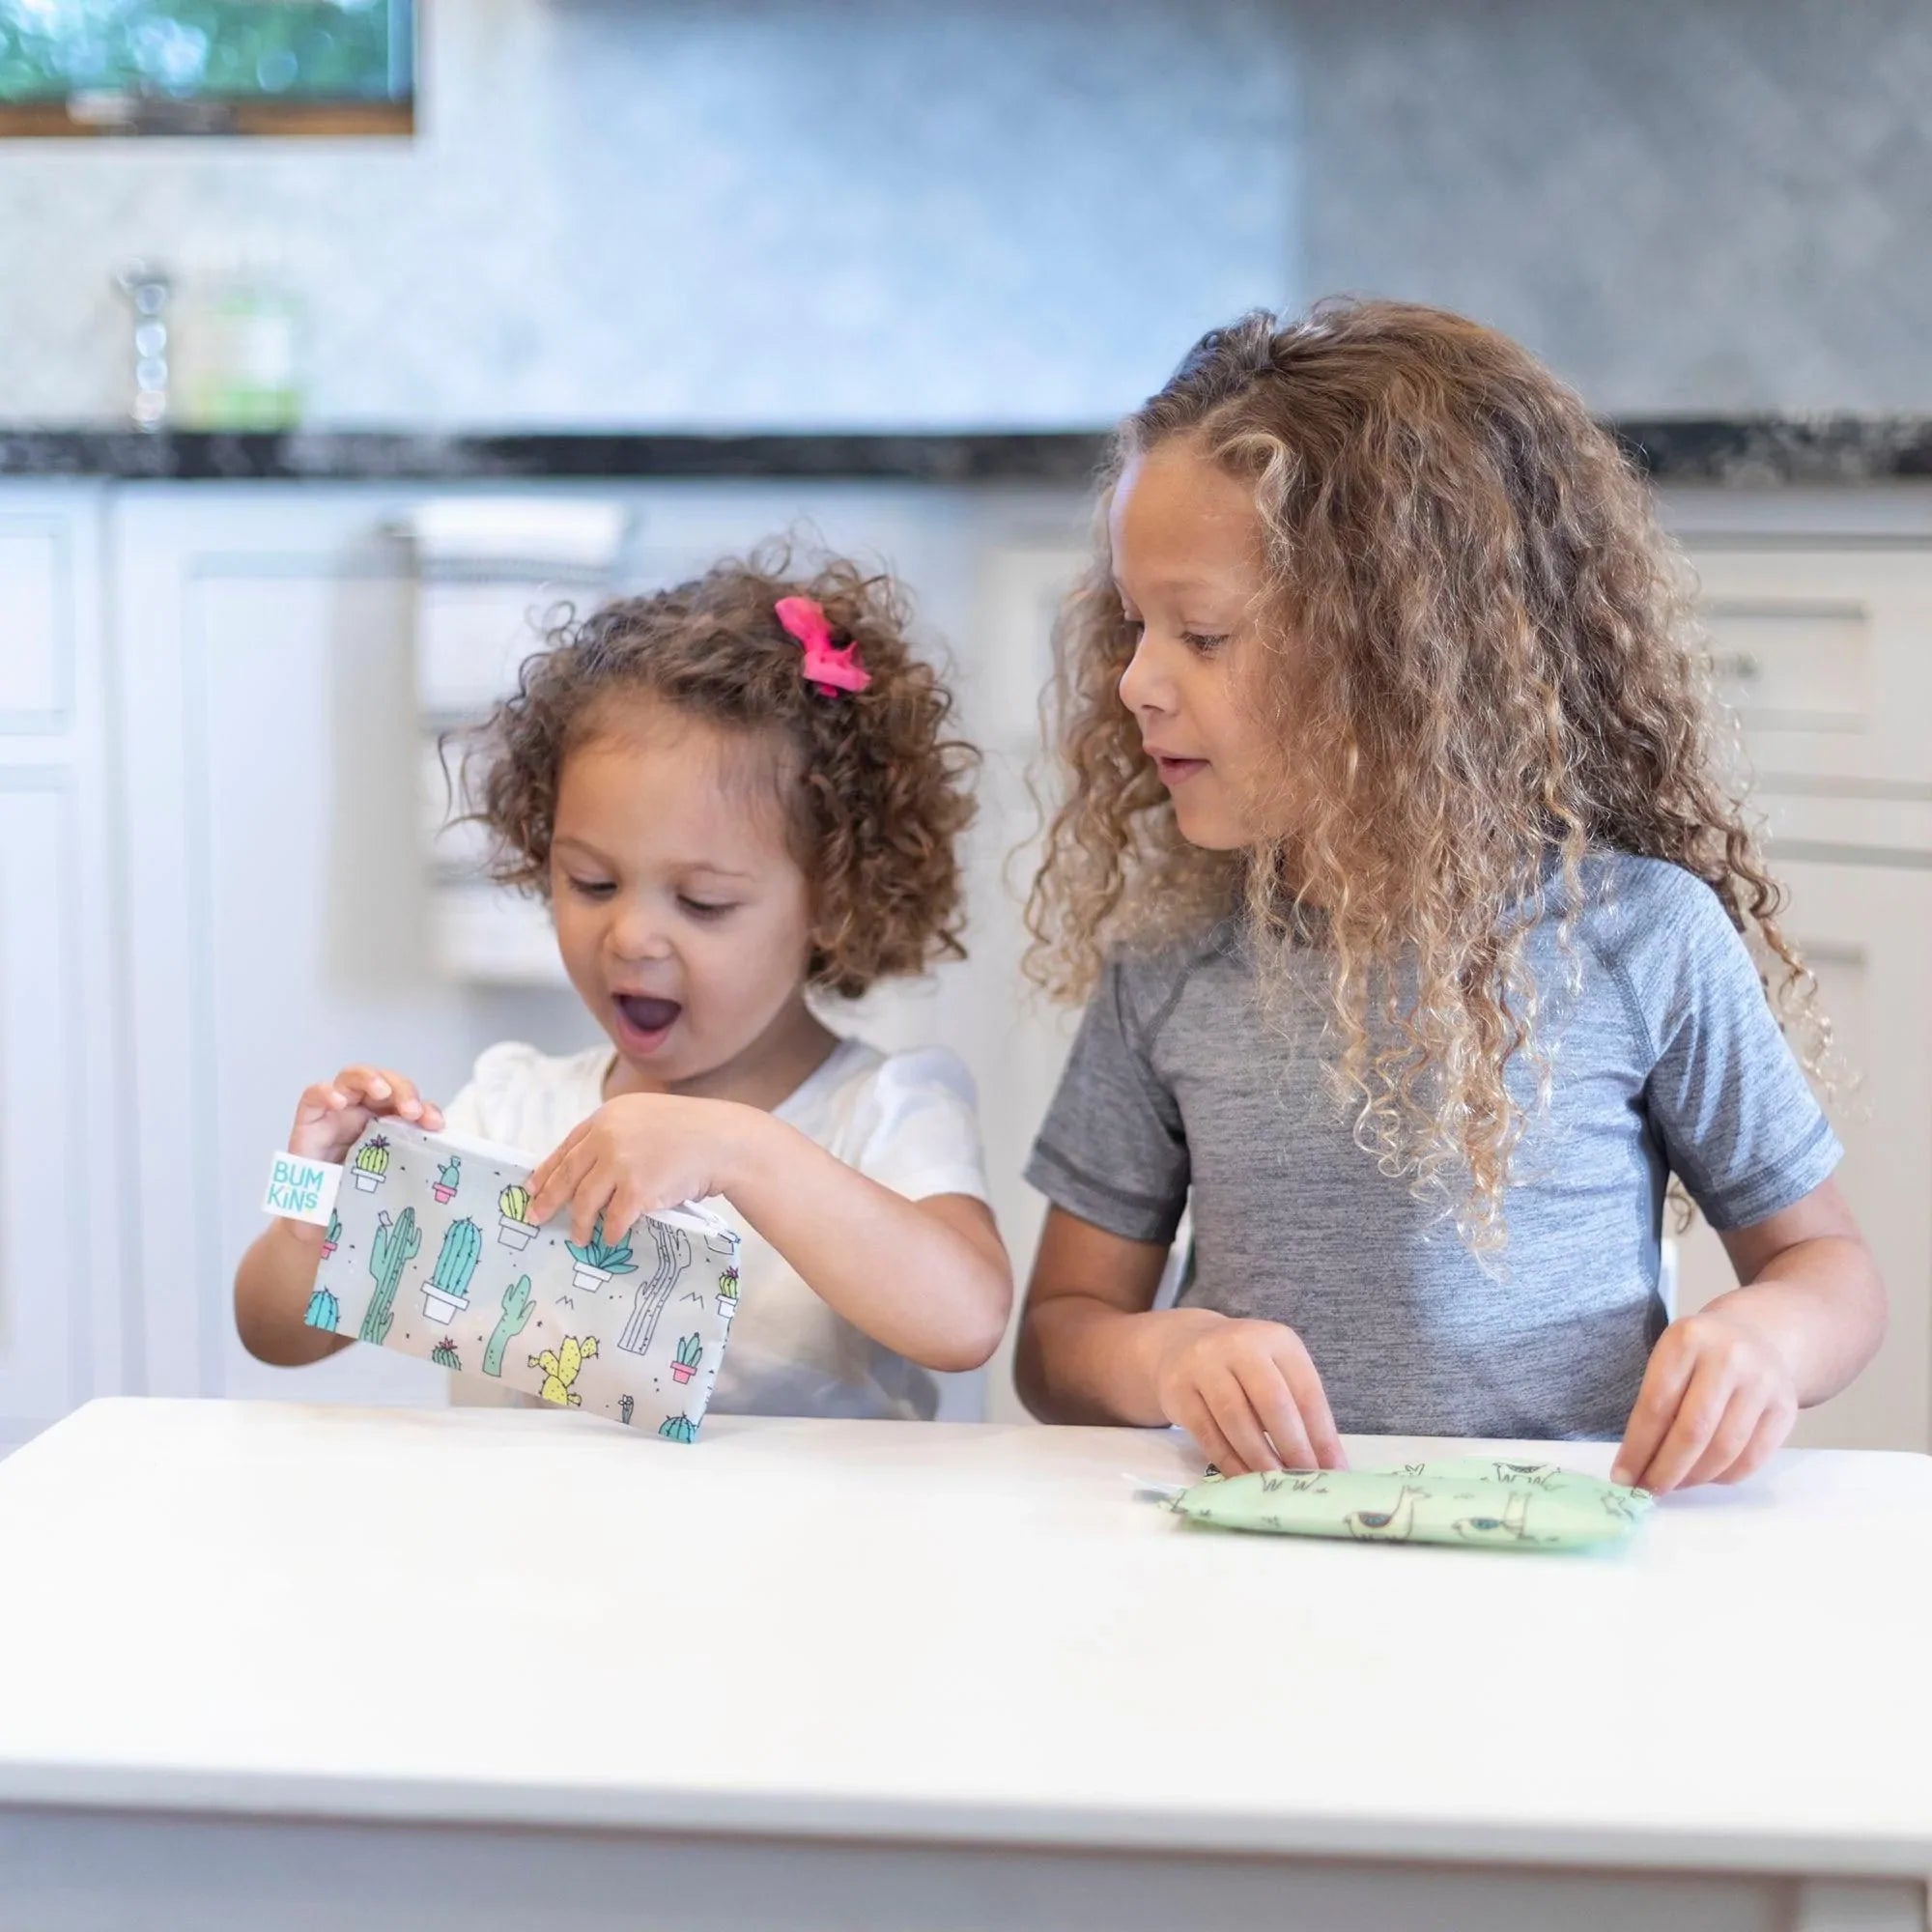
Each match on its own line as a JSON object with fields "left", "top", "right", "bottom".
{"left": 1018, "top": 300, "right": 1883, "bottom": 1492}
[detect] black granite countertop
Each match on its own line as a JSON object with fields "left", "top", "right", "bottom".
{"left": 0, "top": 428, "right": 1111, "bottom": 486}
{"left": 3, "top": 417, "right": 1930, "bottom": 486}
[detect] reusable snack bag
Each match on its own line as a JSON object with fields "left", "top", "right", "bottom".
{"left": 1171, "top": 1456, "right": 1653, "bottom": 1551}
{"left": 292, "top": 1118, "right": 741, "bottom": 1440}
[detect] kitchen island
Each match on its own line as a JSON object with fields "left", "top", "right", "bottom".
{"left": 0, "top": 1399, "right": 1924, "bottom": 1929}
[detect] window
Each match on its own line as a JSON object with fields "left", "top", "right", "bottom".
{"left": 0, "top": 0, "right": 414, "bottom": 136}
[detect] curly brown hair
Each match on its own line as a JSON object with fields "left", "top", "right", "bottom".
{"left": 459, "top": 545, "right": 979, "bottom": 1000}
{"left": 1028, "top": 298, "right": 1827, "bottom": 1255}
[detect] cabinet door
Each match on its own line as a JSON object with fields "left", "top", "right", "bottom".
{"left": 0, "top": 486, "right": 126, "bottom": 1451}
{"left": 109, "top": 487, "right": 584, "bottom": 1410}
{"left": 1670, "top": 860, "right": 1932, "bottom": 1451}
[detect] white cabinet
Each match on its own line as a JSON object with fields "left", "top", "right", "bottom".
{"left": 1667, "top": 503, "right": 1932, "bottom": 1451}
{"left": 0, "top": 485, "right": 128, "bottom": 1452}
{"left": 110, "top": 487, "right": 554, "bottom": 1410}
{"left": 1667, "top": 860, "right": 1932, "bottom": 1450}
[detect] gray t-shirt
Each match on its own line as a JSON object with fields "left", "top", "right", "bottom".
{"left": 1024, "top": 853, "right": 1841, "bottom": 1439}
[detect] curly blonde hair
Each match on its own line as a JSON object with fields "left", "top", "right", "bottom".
{"left": 1028, "top": 298, "right": 1824, "bottom": 1254}
{"left": 461, "top": 545, "right": 979, "bottom": 1000}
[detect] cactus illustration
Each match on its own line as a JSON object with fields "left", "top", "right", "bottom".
{"left": 671, "top": 1333, "right": 702, "bottom": 1384}
{"left": 482, "top": 1274, "right": 534, "bottom": 1376}
{"left": 659, "top": 1414, "right": 696, "bottom": 1444}
{"left": 303, "top": 1286, "right": 340, "bottom": 1331}
{"left": 433, "top": 1154, "right": 462, "bottom": 1205}
{"left": 352, "top": 1135, "right": 391, "bottom": 1191}
{"left": 320, "top": 1208, "right": 342, "bottom": 1258}
{"left": 529, "top": 1335, "right": 598, "bottom": 1406}
{"left": 422, "top": 1217, "right": 481, "bottom": 1322}
{"left": 715, "top": 1264, "right": 740, "bottom": 1318}
{"left": 360, "top": 1206, "right": 420, "bottom": 1345}
{"left": 497, "top": 1181, "right": 537, "bottom": 1250}
{"left": 565, "top": 1214, "right": 639, "bottom": 1292}
{"left": 430, "top": 1338, "right": 462, "bottom": 1371}
{"left": 618, "top": 1394, "right": 635, "bottom": 1426}
{"left": 617, "top": 1222, "right": 691, "bottom": 1355}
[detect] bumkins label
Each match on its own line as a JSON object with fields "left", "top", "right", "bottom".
{"left": 261, "top": 1151, "right": 344, "bottom": 1227}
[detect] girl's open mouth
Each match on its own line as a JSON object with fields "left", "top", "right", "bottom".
{"left": 613, "top": 993, "right": 683, "bottom": 1052}
{"left": 1153, "top": 754, "right": 1208, "bottom": 787}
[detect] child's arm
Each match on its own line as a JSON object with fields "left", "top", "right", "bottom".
{"left": 525, "top": 1096, "right": 1011, "bottom": 1372}
{"left": 235, "top": 1066, "right": 445, "bottom": 1367}
{"left": 1017, "top": 1206, "right": 1347, "bottom": 1473}
{"left": 1613, "top": 1178, "right": 1886, "bottom": 1492}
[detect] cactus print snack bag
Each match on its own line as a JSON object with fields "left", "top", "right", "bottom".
{"left": 306, "top": 1117, "right": 741, "bottom": 1441}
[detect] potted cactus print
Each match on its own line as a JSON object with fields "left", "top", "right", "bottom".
{"left": 482, "top": 1274, "right": 533, "bottom": 1376}
{"left": 302, "top": 1117, "right": 742, "bottom": 1434}
{"left": 497, "top": 1182, "right": 537, "bottom": 1251}
{"left": 421, "top": 1216, "right": 481, "bottom": 1324}
{"left": 360, "top": 1206, "right": 420, "bottom": 1345}
{"left": 352, "top": 1136, "right": 391, "bottom": 1192}
{"left": 565, "top": 1214, "right": 639, "bottom": 1294}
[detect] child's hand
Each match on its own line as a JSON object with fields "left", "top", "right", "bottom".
{"left": 290, "top": 1065, "right": 443, "bottom": 1166}
{"left": 526, "top": 1094, "right": 758, "bottom": 1244}
{"left": 1151, "top": 1312, "right": 1348, "bottom": 1475}
{"left": 1612, "top": 1306, "right": 1799, "bottom": 1492}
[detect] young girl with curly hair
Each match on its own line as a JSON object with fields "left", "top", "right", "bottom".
{"left": 237, "top": 550, "right": 1010, "bottom": 1419}
{"left": 1018, "top": 299, "right": 1885, "bottom": 1492}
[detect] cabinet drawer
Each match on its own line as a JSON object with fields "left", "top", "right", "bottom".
{"left": 0, "top": 516, "right": 71, "bottom": 727}
{"left": 1685, "top": 545, "right": 1932, "bottom": 790}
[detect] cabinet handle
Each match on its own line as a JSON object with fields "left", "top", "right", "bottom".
{"left": 1713, "top": 650, "right": 1763, "bottom": 682}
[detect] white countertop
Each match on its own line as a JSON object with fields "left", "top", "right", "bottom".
{"left": 1, "top": 1399, "right": 1927, "bottom": 1878}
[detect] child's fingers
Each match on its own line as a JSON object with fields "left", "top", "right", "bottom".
{"left": 1634, "top": 1360, "right": 1731, "bottom": 1494}
{"left": 527, "top": 1120, "right": 592, "bottom": 1206}
{"left": 568, "top": 1167, "right": 620, "bottom": 1248}
{"left": 527, "top": 1141, "right": 596, "bottom": 1227}
{"left": 1272, "top": 1336, "right": 1347, "bottom": 1470}
{"left": 601, "top": 1180, "right": 659, "bottom": 1252}
{"left": 1611, "top": 1343, "right": 1694, "bottom": 1487}
{"left": 375, "top": 1070, "right": 427, "bottom": 1122}
{"left": 333, "top": 1065, "right": 395, "bottom": 1107}
{"left": 333, "top": 1065, "right": 425, "bottom": 1122}
{"left": 1715, "top": 1402, "right": 1793, "bottom": 1486}
{"left": 1682, "top": 1385, "right": 1770, "bottom": 1490}
{"left": 1202, "top": 1371, "right": 1279, "bottom": 1473}
{"left": 291, "top": 1083, "right": 373, "bottom": 1160}
{"left": 1172, "top": 1391, "right": 1243, "bottom": 1477}
{"left": 296, "top": 1080, "right": 348, "bottom": 1121}
{"left": 1231, "top": 1355, "right": 1313, "bottom": 1469}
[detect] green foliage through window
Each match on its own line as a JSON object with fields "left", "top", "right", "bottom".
{"left": 0, "top": 1, "right": 412, "bottom": 105}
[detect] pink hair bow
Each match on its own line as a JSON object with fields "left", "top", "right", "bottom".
{"left": 776, "top": 595, "right": 872, "bottom": 696}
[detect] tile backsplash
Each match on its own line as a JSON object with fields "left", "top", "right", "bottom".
{"left": 0, "top": 0, "right": 1295, "bottom": 427}
{"left": 1292, "top": 0, "right": 1932, "bottom": 412}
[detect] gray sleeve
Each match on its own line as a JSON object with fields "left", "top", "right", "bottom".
{"left": 1634, "top": 876, "right": 1842, "bottom": 1231}
{"left": 1023, "top": 956, "right": 1190, "bottom": 1246}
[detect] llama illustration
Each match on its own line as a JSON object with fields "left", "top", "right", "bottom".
{"left": 1344, "top": 1486, "right": 1422, "bottom": 1543}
